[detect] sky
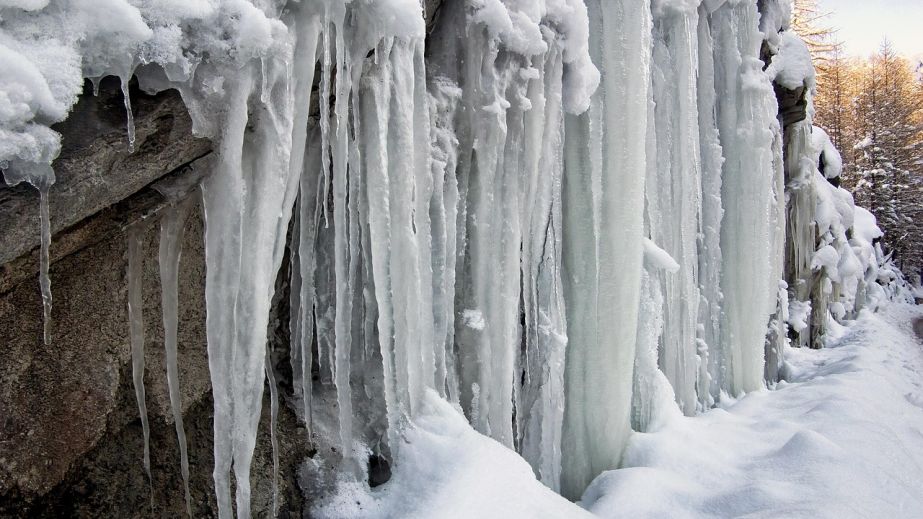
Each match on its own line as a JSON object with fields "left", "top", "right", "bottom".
{"left": 818, "top": 0, "right": 923, "bottom": 59}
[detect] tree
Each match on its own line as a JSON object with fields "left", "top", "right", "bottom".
{"left": 791, "top": 0, "right": 840, "bottom": 72}
{"left": 813, "top": 47, "right": 857, "bottom": 170}
{"left": 850, "top": 41, "right": 923, "bottom": 270}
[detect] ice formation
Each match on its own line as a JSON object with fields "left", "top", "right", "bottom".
{"left": 158, "top": 195, "right": 196, "bottom": 517}
{"left": 0, "top": 0, "right": 910, "bottom": 514}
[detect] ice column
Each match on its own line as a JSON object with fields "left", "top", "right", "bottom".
{"left": 695, "top": 4, "right": 727, "bottom": 406}
{"left": 561, "top": 0, "right": 652, "bottom": 500}
{"left": 359, "top": 36, "right": 435, "bottom": 443}
{"left": 709, "top": 1, "right": 781, "bottom": 395}
{"left": 647, "top": 4, "right": 704, "bottom": 415}
{"left": 201, "top": 21, "right": 304, "bottom": 517}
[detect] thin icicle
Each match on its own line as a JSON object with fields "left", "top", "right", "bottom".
{"left": 319, "top": 13, "right": 334, "bottom": 228}
{"left": 39, "top": 185, "right": 52, "bottom": 345}
{"left": 157, "top": 196, "right": 195, "bottom": 518}
{"left": 127, "top": 225, "right": 153, "bottom": 512}
{"left": 331, "top": 20, "right": 357, "bottom": 469}
{"left": 265, "top": 346, "right": 281, "bottom": 519}
{"left": 121, "top": 77, "right": 136, "bottom": 154}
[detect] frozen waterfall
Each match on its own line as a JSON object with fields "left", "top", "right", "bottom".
{"left": 0, "top": 0, "right": 903, "bottom": 514}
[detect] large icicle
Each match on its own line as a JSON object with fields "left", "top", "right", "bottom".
{"left": 561, "top": 0, "right": 653, "bottom": 500}
{"left": 517, "top": 28, "right": 569, "bottom": 492}
{"left": 359, "top": 34, "right": 433, "bottom": 449}
{"left": 647, "top": 3, "right": 704, "bottom": 415}
{"left": 695, "top": 3, "right": 727, "bottom": 407}
{"left": 709, "top": 1, "right": 781, "bottom": 395}
{"left": 201, "top": 26, "right": 301, "bottom": 519}
{"left": 157, "top": 196, "right": 196, "bottom": 517}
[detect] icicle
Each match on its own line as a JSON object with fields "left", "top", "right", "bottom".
{"left": 157, "top": 196, "right": 195, "bottom": 517}
{"left": 121, "top": 77, "right": 136, "bottom": 154}
{"left": 318, "top": 12, "right": 335, "bottom": 228}
{"left": 518, "top": 31, "right": 569, "bottom": 492}
{"left": 331, "top": 19, "right": 356, "bottom": 469}
{"left": 298, "top": 130, "right": 323, "bottom": 441}
{"left": 428, "top": 78, "right": 462, "bottom": 403}
{"left": 695, "top": 4, "right": 725, "bottom": 408}
{"left": 710, "top": 1, "right": 780, "bottom": 395}
{"left": 648, "top": 6, "right": 703, "bottom": 415}
{"left": 452, "top": 14, "right": 523, "bottom": 449}
{"left": 561, "top": 0, "right": 653, "bottom": 500}
{"left": 358, "top": 35, "right": 434, "bottom": 452}
{"left": 127, "top": 225, "right": 153, "bottom": 511}
{"left": 265, "top": 346, "right": 281, "bottom": 519}
{"left": 201, "top": 21, "right": 301, "bottom": 518}
{"left": 288, "top": 205, "right": 305, "bottom": 408}
{"left": 38, "top": 185, "right": 52, "bottom": 345}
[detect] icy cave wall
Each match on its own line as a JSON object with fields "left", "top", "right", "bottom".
{"left": 0, "top": 0, "right": 905, "bottom": 515}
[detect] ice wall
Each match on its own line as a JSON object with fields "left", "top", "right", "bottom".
{"left": 2, "top": 0, "right": 909, "bottom": 512}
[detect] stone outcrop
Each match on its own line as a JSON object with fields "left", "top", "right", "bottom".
{"left": 0, "top": 77, "right": 309, "bottom": 516}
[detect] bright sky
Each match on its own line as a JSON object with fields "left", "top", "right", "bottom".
{"left": 818, "top": 0, "right": 923, "bottom": 59}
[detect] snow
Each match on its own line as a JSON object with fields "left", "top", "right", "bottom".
{"left": 5, "top": 0, "right": 918, "bottom": 515}
{"left": 854, "top": 206, "right": 884, "bottom": 242}
{"left": 642, "top": 238, "right": 680, "bottom": 273}
{"left": 312, "top": 392, "right": 593, "bottom": 519}
{"left": 311, "top": 303, "right": 923, "bottom": 519}
{"left": 584, "top": 303, "right": 923, "bottom": 519}
{"left": 766, "top": 30, "right": 815, "bottom": 90}
{"left": 813, "top": 126, "right": 843, "bottom": 179}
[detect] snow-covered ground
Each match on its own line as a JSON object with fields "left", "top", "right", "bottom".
{"left": 586, "top": 303, "right": 923, "bottom": 518}
{"left": 317, "top": 303, "right": 923, "bottom": 518}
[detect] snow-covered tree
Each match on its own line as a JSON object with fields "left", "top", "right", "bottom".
{"left": 849, "top": 42, "right": 923, "bottom": 272}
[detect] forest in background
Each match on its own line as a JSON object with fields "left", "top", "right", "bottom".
{"left": 794, "top": 0, "right": 923, "bottom": 277}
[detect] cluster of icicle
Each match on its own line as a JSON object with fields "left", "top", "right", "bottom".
{"left": 756, "top": 10, "right": 912, "bottom": 351}
{"left": 1, "top": 0, "right": 907, "bottom": 515}
{"left": 783, "top": 116, "right": 912, "bottom": 349}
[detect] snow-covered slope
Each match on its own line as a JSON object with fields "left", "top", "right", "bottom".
{"left": 584, "top": 304, "right": 923, "bottom": 518}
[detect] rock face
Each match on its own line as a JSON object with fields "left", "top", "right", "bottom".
{"left": 0, "top": 78, "right": 308, "bottom": 516}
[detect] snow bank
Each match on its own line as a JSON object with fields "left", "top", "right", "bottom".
{"left": 585, "top": 304, "right": 923, "bottom": 518}
{"left": 766, "top": 30, "right": 815, "bottom": 90}
{"left": 812, "top": 125, "right": 842, "bottom": 179}
{"left": 312, "top": 392, "right": 591, "bottom": 519}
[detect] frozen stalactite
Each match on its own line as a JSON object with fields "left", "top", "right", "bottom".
{"left": 2, "top": 162, "right": 57, "bottom": 345}
{"left": 648, "top": 4, "right": 704, "bottom": 415}
{"left": 561, "top": 0, "right": 652, "bottom": 500}
{"left": 38, "top": 184, "right": 52, "bottom": 345}
{"left": 359, "top": 36, "right": 435, "bottom": 445}
{"left": 265, "top": 345, "right": 281, "bottom": 518}
{"left": 452, "top": 19, "right": 524, "bottom": 449}
{"left": 427, "top": 78, "right": 462, "bottom": 404}
{"left": 121, "top": 76, "right": 136, "bottom": 153}
{"left": 329, "top": 9, "right": 358, "bottom": 470}
{"left": 127, "top": 224, "right": 153, "bottom": 511}
{"left": 201, "top": 50, "right": 300, "bottom": 519}
{"left": 695, "top": 4, "right": 726, "bottom": 407}
{"left": 632, "top": 251, "right": 682, "bottom": 433}
{"left": 295, "top": 129, "right": 323, "bottom": 443}
{"left": 709, "top": 1, "right": 781, "bottom": 395}
{"left": 157, "top": 195, "right": 195, "bottom": 518}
